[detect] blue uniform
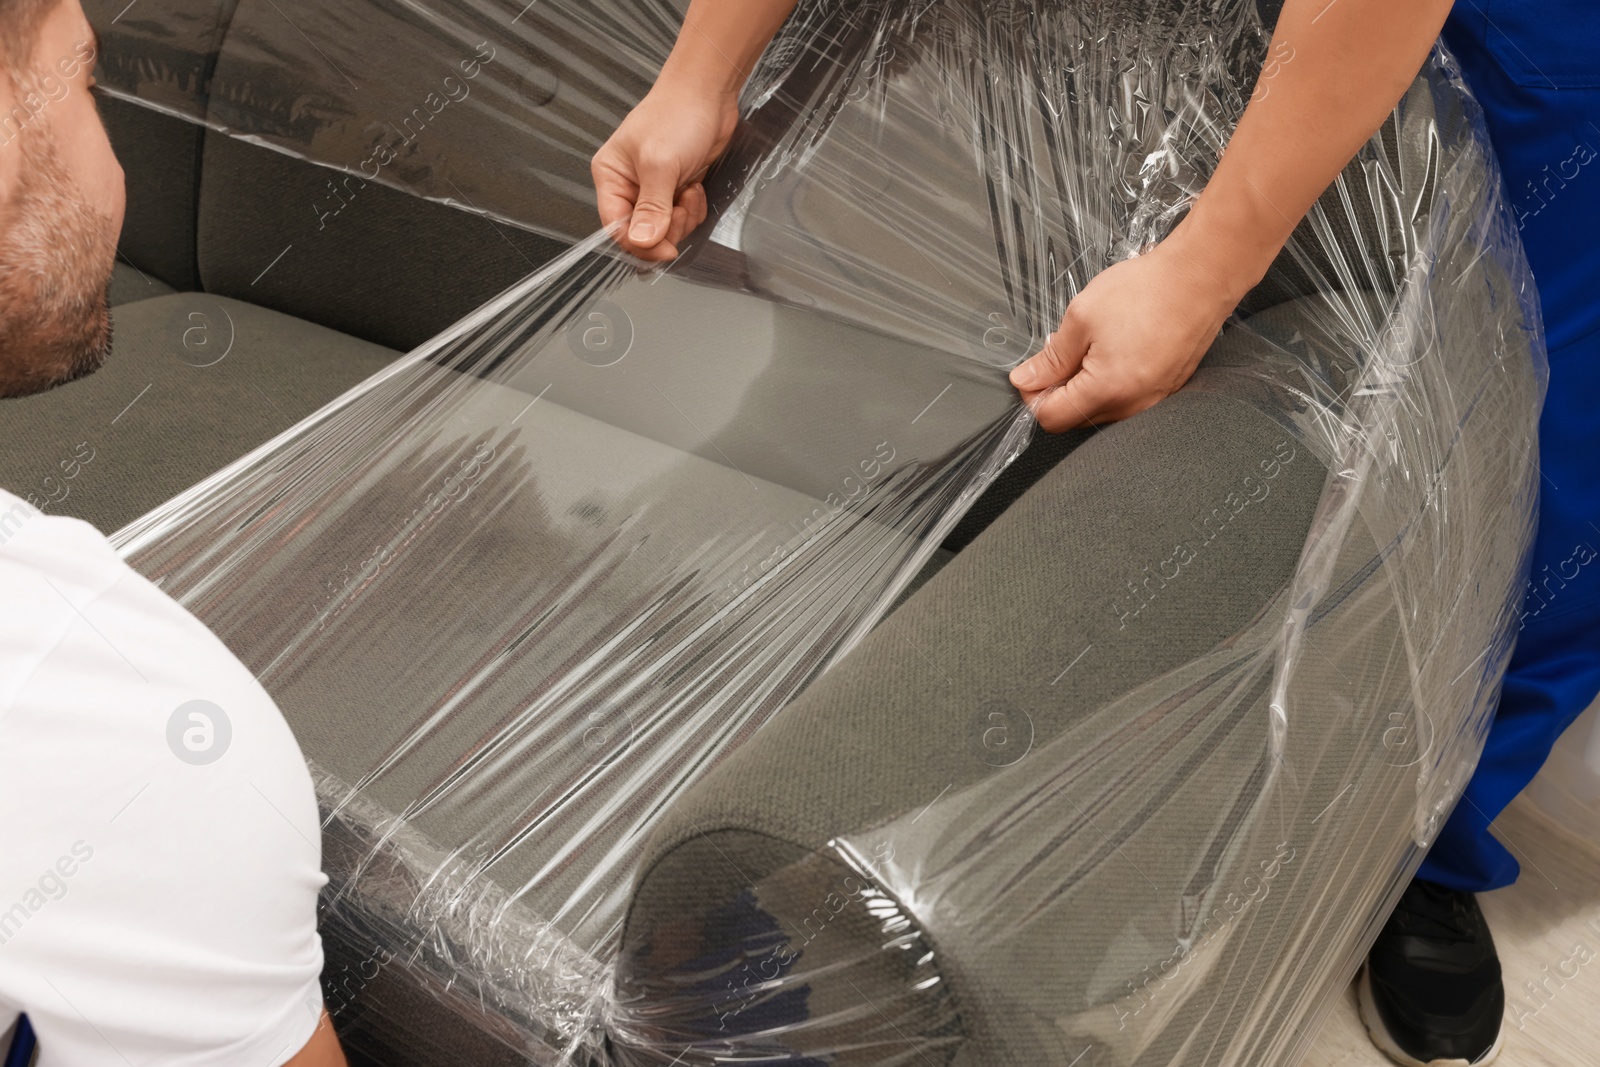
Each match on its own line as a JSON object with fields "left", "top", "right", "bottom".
{"left": 1420, "top": 2, "right": 1600, "bottom": 891}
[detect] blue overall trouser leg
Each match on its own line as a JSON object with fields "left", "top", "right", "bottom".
{"left": 1417, "top": 330, "right": 1600, "bottom": 891}
{"left": 1424, "top": 3, "right": 1600, "bottom": 891}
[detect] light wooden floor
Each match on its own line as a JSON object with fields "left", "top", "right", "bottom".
{"left": 1300, "top": 795, "right": 1600, "bottom": 1067}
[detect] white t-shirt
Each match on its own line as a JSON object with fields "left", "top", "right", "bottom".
{"left": 0, "top": 489, "right": 327, "bottom": 1066}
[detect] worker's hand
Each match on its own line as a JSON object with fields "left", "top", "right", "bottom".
{"left": 1008, "top": 236, "right": 1245, "bottom": 432}
{"left": 592, "top": 79, "right": 738, "bottom": 261}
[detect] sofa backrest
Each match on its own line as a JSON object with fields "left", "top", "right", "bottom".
{"left": 99, "top": 0, "right": 1436, "bottom": 355}
{"left": 190, "top": 0, "right": 660, "bottom": 349}
{"left": 95, "top": 0, "right": 238, "bottom": 292}
{"left": 97, "top": 0, "right": 686, "bottom": 351}
{"left": 192, "top": 126, "right": 565, "bottom": 352}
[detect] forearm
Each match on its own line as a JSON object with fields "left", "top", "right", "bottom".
{"left": 658, "top": 0, "right": 801, "bottom": 95}
{"left": 1172, "top": 0, "right": 1455, "bottom": 300}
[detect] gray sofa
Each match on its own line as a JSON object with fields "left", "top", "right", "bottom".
{"left": 2, "top": 2, "right": 1540, "bottom": 1066}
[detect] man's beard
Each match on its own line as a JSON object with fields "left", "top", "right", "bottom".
{"left": 0, "top": 121, "right": 117, "bottom": 398}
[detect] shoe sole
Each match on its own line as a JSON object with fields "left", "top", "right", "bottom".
{"left": 1356, "top": 966, "right": 1505, "bottom": 1067}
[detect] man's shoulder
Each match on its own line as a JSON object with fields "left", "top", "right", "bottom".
{"left": 0, "top": 487, "right": 126, "bottom": 601}
{"left": 0, "top": 487, "right": 143, "bottom": 701}
{"left": 0, "top": 487, "right": 282, "bottom": 719}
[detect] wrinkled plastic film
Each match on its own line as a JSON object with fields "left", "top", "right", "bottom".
{"left": 596, "top": 5, "right": 1544, "bottom": 1067}
{"left": 103, "top": 0, "right": 1543, "bottom": 1064}
{"left": 96, "top": 0, "right": 687, "bottom": 239}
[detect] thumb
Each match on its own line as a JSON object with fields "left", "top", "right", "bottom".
{"left": 1010, "top": 312, "right": 1087, "bottom": 392}
{"left": 1032, "top": 365, "right": 1113, "bottom": 432}
{"left": 628, "top": 153, "right": 680, "bottom": 248}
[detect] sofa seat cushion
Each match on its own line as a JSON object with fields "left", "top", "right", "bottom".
{"left": 0, "top": 294, "right": 399, "bottom": 534}
{"left": 108, "top": 263, "right": 178, "bottom": 306}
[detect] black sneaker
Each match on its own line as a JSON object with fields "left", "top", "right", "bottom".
{"left": 1358, "top": 876, "right": 1505, "bottom": 1066}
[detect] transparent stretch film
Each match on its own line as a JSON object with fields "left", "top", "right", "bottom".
{"left": 96, "top": 0, "right": 1546, "bottom": 1065}
{"left": 94, "top": 0, "right": 687, "bottom": 240}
